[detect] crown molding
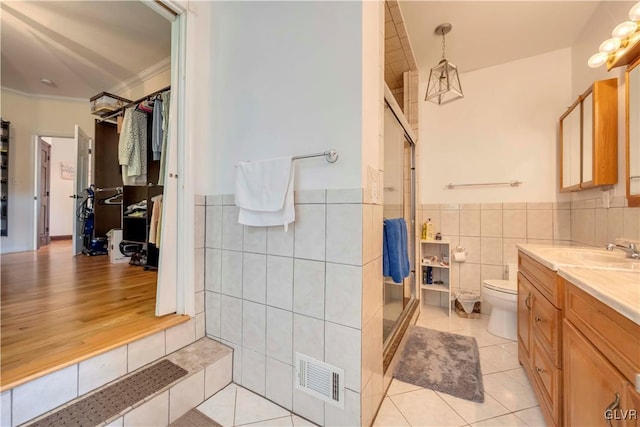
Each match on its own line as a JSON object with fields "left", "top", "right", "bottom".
{"left": 108, "top": 56, "right": 171, "bottom": 96}
{"left": 0, "top": 86, "right": 88, "bottom": 103}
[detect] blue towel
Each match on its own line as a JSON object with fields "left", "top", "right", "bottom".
{"left": 383, "top": 218, "right": 410, "bottom": 283}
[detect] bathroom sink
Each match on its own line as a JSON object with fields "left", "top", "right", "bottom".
{"left": 533, "top": 247, "right": 640, "bottom": 271}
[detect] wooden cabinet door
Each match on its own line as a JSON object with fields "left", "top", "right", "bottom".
{"left": 564, "top": 319, "right": 629, "bottom": 426}
{"left": 518, "top": 272, "right": 533, "bottom": 358}
{"left": 623, "top": 384, "right": 640, "bottom": 427}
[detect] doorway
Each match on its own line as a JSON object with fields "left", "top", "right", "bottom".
{"left": 37, "top": 138, "right": 51, "bottom": 248}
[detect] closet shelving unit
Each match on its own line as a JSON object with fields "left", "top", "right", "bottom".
{"left": 1, "top": 120, "right": 9, "bottom": 236}
{"left": 420, "top": 239, "right": 452, "bottom": 317}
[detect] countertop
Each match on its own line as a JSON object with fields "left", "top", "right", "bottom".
{"left": 517, "top": 244, "right": 640, "bottom": 326}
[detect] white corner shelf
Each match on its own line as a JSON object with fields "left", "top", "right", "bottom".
{"left": 420, "top": 239, "right": 453, "bottom": 317}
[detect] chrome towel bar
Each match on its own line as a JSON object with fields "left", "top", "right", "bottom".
{"left": 446, "top": 180, "right": 522, "bottom": 189}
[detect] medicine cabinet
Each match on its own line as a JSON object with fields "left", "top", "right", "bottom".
{"left": 626, "top": 56, "right": 640, "bottom": 207}
{"left": 559, "top": 78, "right": 618, "bottom": 192}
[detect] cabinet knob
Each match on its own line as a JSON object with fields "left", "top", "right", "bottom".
{"left": 535, "top": 366, "right": 544, "bottom": 373}
{"left": 535, "top": 316, "right": 543, "bottom": 323}
{"left": 604, "top": 392, "right": 621, "bottom": 427}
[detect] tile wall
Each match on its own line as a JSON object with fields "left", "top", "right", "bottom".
{"left": 569, "top": 195, "right": 640, "bottom": 246}
{"left": 203, "top": 189, "right": 385, "bottom": 426}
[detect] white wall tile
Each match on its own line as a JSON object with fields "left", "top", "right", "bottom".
{"left": 1, "top": 391, "right": 10, "bottom": 427}
{"left": 195, "top": 205, "right": 205, "bottom": 249}
{"left": 293, "top": 387, "right": 324, "bottom": 426}
{"left": 553, "top": 209, "right": 571, "bottom": 241}
{"left": 195, "top": 195, "right": 206, "bottom": 206}
{"left": 296, "top": 189, "right": 327, "bottom": 204}
{"left": 595, "top": 208, "right": 608, "bottom": 246}
{"left": 459, "top": 263, "right": 481, "bottom": 291}
{"left": 123, "top": 390, "right": 169, "bottom": 427}
{"left": 325, "top": 263, "right": 362, "bottom": 329}
{"left": 293, "top": 314, "right": 324, "bottom": 361}
{"left": 571, "top": 208, "right": 595, "bottom": 245}
{"left": 527, "top": 202, "right": 552, "bottom": 210}
{"left": 242, "top": 300, "right": 266, "bottom": 354}
{"left": 244, "top": 226, "right": 267, "bottom": 254}
{"left": 196, "top": 313, "right": 206, "bottom": 340}
{"left": 243, "top": 253, "right": 267, "bottom": 304}
{"left": 440, "top": 209, "right": 460, "bottom": 236}
{"left": 294, "top": 204, "right": 326, "bottom": 261}
{"left": 194, "top": 248, "right": 205, "bottom": 292}
{"left": 461, "top": 203, "right": 481, "bottom": 210}
{"left": 361, "top": 307, "right": 383, "bottom": 393}
{"left": 222, "top": 205, "right": 243, "bottom": 251}
{"left": 105, "top": 417, "right": 124, "bottom": 427}
{"left": 623, "top": 207, "right": 640, "bottom": 240}
{"left": 325, "top": 322, "right": 361, "bottom": 392}
{"left": 481, "top": 264, "right": 504, "bottom": 282}
{"left": 608, "top": 208, "right": 625, "bottom": 242}
{"left": 205, "top": 291, "right": 222, "bottom": 338}
{"left": 326, "top": 204, "right": 363, "bottom": 265}
{"left": 166, "top": 319, "right": 196, "bottom": 354}
{"left": 206, "top": 206, "right": 222, "bottom": 249}
{"left": 503, "top": 238, "right": 525, "bottom": 265}
{"left": 293, "top": 259, "right": 325, "bottom": 319}
{"left": 266, "top": 306, "right": 293, "bottom": 364}
{"left": 459, "top": 209, "right": 480, "bottom": 236}
{"left": 503, "top": 202, "right": 527, "bottom": 210}
{"left": 205, "top": 248, "right": 222, "bottom": 292}
{"left": 458, "top": 236, "right": 481, "bottom": 264}
{"left": 222, "top": 194, "right": 235, "bottom": 205}
{"left": 128, "top": 331, "right": 165, "bottom": 372}
{"left": 481, "top": 209, "right": 503, "bottom": 237}
{"left": 205, "top": 352, "right": 233, "bottom": 398}
{"left": 221, "top": 250, "right": 243, "bottom": 298}
{"left": 206, "top": 195, "right": 222, "bottom": 206}
{"left": 267, "top": 224, "right": 295, "bottom": 257}
{"left": 373, "top": 205, "right": 384, "bottom": 259}
{"left": 13, "top": 365, "right": 78, "bottom": 426}
{"left": 527, "top": 209, "right": 553, "bottom": 240}
{"left": 362, "top": 258, "right": 383, "bottom": 328}
{"left": 267, "top": 255, "right": 294, "bottom": 311}
{"left": 481, "top": 237, "right": 503, "bottom": 266}
{"left": 362, "top": 205, "right": 374, "bottom": 264}
{"left": 242, "top": 348, "right": 266, "bottom": 395}
{"left": 79, "top": 346, "right": 127, "bottom": 395}
{"left": 266, "top": 357, "right": 294, "bottom": 411}
{"left": 324, "top": 389, "right": 361, "bottom": 427}
{"left": 169, "top": 370, "right": 204, "bottom": 423}
{"left": 327, "top": 189, "right": 362, "bottom": 204}
{"left": 195, "top": 290, "right": 205, "bottom": 314}
{"left": 503, "top": 210, "right": 526, "bottom": 238}
{"left": 221, "top": 295, "right": 243, "bottom": 345}
{"left": 222, "top": 340, "right": 242, "bottom": 383}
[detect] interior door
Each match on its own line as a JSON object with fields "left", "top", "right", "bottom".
{"left": 72, "top": 125, "right": 91, "bottom": 255}
{"left": 38, "top": 139, "right": 51, "bottom": 248}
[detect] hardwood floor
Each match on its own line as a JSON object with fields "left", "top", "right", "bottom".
{"left": 0, "top": 241, "right": 188, "bottom": 391}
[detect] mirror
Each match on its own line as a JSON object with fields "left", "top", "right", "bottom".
{"left": 626, "top": 56, "right": 640, "bottom": 206}
{"left": 560, "top": 98, "right": 582, "bottom": 191}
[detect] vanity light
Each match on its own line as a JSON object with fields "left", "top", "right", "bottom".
{"left": 424, "top": 23, "right": 464, "bottom": 105}
{"left": 588, "top": 2, "right": 640, "bottom": 68}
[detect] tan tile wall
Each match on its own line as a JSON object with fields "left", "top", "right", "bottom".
{"left": 570, "top": 196, "right": 640, "bottom": 246}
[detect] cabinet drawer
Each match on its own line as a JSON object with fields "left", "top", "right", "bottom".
{"left": 518, "top": 252, "right": 562, "bottom": 308}
{"left": 533, "top": 337, "right": 562, "bottom": 425}
{"left": 564, "top": 280, "right": 640, "bottom": 386}
{"left": 532, "top": 286, "right": 562, "bottom": 368}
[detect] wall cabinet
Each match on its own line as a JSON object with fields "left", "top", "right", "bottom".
{"left": 559, "top": 78, "right": 618, "bottom": 192}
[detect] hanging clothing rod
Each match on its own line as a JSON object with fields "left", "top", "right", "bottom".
{"left": 97, "top": 85, "right": 171, "bottom": 123}
{"left": 95, "top": 186, "right": 123, "bottom": 192}
{"left": 293, "top": 149, "right": 339, "bottom": 163}
{"left": 446, "top": 180, "right": 522, "bottom": 189}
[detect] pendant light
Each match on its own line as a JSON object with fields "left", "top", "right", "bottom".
{"left": 425, "top": 23, "right": 464, "bottom": 105}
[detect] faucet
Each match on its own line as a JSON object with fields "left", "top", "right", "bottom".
{"left": 605, "top": 242, "right": 640, "bottom": 259}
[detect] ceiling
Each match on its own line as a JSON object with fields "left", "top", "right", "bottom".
{"left": 399, "top": 1, "right": 603, "bottom": 74}
{"left": 0, "top": 1, "right": 171, "bottom": 100}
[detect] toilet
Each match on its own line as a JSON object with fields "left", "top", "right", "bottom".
{"left": 482, "top": 263, "right": 518, "bottom": 340}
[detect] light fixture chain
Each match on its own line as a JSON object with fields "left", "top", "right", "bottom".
{"left": 441, "top": 31, "right": 446, "bottom": 60}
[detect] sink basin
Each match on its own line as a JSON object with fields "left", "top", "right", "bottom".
{"left": 533, "top": 247, "right": 640, "bottom": 271}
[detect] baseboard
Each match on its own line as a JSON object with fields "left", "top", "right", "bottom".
{"left": 50, "top": 235, "right": 72, "bottom": 241}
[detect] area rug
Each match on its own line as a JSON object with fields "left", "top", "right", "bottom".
{"left": 394, "top": 325, "right": 484, "bottom": 403}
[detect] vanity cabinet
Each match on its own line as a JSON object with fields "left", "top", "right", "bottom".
{"left": 563, "top": 280, "right": 640, "bottom": 426}
{"left": 517, "top": 252, "right": 564, "bottom": 427}
{"left": 560, "top": 78, "right": 618, "bottom": 192}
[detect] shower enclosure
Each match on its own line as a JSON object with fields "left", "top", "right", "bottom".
{"left": 382, "top": 94, "right": 417, "bottom": 366}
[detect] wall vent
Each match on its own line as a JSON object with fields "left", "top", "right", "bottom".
{"left": 295, "top": 353, "right": 344, "bottom": 408}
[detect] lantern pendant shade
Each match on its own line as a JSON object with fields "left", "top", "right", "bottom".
{"left": 425, "top": 58, "right": 463, "bottom": 105}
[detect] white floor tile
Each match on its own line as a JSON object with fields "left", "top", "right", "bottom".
{"left": 457, "top": 328, "right": 511, "bottom": 348}
{"left": 386, "top": 379, "right": 423, "bottom": 396}
{"left": 483, "top": 372, "right": 539, "bottom": 412}
{"left": 197, "top": 383, "right": 237, "bottom": 427}
{"left": 502, "top": 368, "right": 535, "bottom": 390}
{"left": 471, "top": 413, "right": 529, "bottom": 426}
{"left": 372, "top": 397, "right": 410, "bottom": 427}
{"left": 291, "top": 414, "right": 318, "bottom": 426}
{"left": 234, "top": 386, "right": 291, "bottom": 426}
{"left": 479, "top": 345, "right": 521, "bottom": 374}
{"left": 239, "top": 415, "right": 294, "bottom": 426}
{"left": 514, "top": 406, "right": 547, "bottom": 426}
{"left": 495, "top": 341, "right": 519, "bottom": 356}
{"left": 436, "top": 391, "right": 510, "bottom": 424}
{"left": 390, "top": 388, "right": 467, "bottom": 427}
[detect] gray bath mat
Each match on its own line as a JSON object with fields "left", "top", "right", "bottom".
{"left": 394, "top": 326, "right": 484, "bottom": 402}
{"left": 29, "top": 359, "right": 188, "bottom": 427}
{"left": 170, "top": 409, "right": 223, "bottom": 427}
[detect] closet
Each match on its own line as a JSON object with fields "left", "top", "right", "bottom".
{"left": 92, "top": 87, "right": 170, "bottom": 269}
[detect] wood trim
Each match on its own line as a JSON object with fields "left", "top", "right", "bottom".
{"left": 559, "top": 98, "right": 582, "bottom": 192}
{"left": 50, "top": 235, "right": 72, "bottom": 241}
{"left": 626, "top": 56, "right": 640, "bottom": 207}
{"left": 591, "top": 78, "right": 618, "bottom": 186}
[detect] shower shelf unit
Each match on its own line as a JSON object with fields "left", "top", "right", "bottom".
{"left": 420, "top": 239, "right": 452, "bottom": 317}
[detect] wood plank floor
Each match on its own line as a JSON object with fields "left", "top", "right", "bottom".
{"left": 0, "top": 241, "right": 189, "bottom": 391}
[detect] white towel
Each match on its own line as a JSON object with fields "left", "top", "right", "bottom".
{"left": 235, "top": 156, "right": 295, "bottom": 230}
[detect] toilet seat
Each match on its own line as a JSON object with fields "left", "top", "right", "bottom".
{"left": 483, "top": 279, "right": 517, "bottom": 295}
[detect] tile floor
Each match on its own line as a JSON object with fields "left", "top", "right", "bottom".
{"left": 197, "top": 304, "right": 546, "bottom": 426}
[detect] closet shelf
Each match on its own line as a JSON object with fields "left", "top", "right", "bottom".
{"left": 420, "top": 284, "right": 449, "bottom": 292}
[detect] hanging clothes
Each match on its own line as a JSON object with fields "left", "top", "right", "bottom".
{"left": 149, "top": 194, "right": 163, "bottom": 247}
{"left": 151, "top": 98, "right": 163, "bottom": 161}
{"left": 118, "top": 108, "right": 148, "bottom": 185}
{"left": 158, "top": 90, "right": 170, "bottom": 186}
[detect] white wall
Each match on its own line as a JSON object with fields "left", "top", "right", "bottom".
{"left": 0, "top": 89, "right": 94, "bottom": 253}
{"left": 419, "top": 48, "right": 573, "bottom": 204}
{"left": 206, "top": 1, "right": 363, "bottom": 195}
{"left": 43, "top": 137, "right": 75, "bottom": 236}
